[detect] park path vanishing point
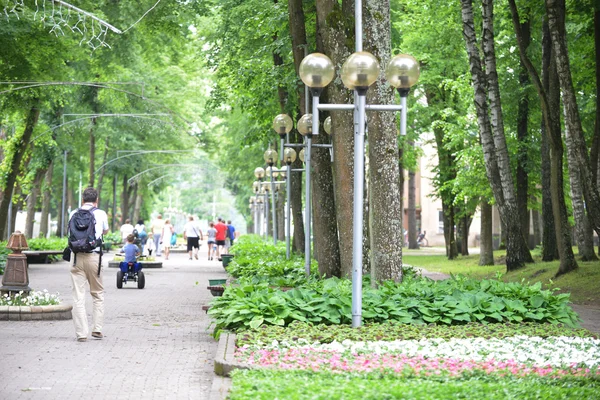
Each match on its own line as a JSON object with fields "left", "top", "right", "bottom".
{"left": 0, "top": 249, "right": 228, "bottom": 400}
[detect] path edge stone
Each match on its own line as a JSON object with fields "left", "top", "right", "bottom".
{"left": 0, "top": 304, "right": 72, "bottom": 321}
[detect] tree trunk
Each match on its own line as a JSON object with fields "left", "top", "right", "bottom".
{"left": 287, "top": 0, "right": 308, "bottom": 255}
{"left": 316, "top": 0, "right": 355, "bottom": 277}
{"left": 532, "top": 205, "right": 542, "bottom": 248}
{"left": 462, "top": 0, "right": 532, "bottom": 272}
{"left": 442, "top": 203, "right": 458, "bottom": 259}
{"left": 407, "top": 168, "right": 417, "bottom": 249}
{"left": 546, "top": 0, "right": 600, "bottom": 238}
{"left": 508, "top": 0, "right": 577, "bottom": 272}
{"left": 565, "top": 111, "right": 598, "bottom": 261}
{"left": 39, "top": 161, "right": 54, "bottom": 238}
{"left": 0, "top": 99, "right": 40, "bottom": 240}
{"left": 121, "top": 175, "right": 132, "bottom": 224}
{"left": 516, "top": 14, "right": 531, "bottom": 244}
{"left": 25, "top": 169, "right": 46, "bottom": 239}
{"left": 133, "top": 190, "right": 142, "bottom": 225}
{"left": 364, "top": 0, "right": 403, "bottom": 282}
{"left": 96, "top": 137, "right": 109, "bottom": 207}
{"left": 460, "top": 212, "right": 472, "bottom": 256}
{"left": 112, "top": 174, "right": 118, "bottom": 231}
{"left": 479, "top": 199, "right": 494, "bottom": 265}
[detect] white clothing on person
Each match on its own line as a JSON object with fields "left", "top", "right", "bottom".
{"left": 161, "top": 223, "right": 174, "bottom": 250}
{"left": 120, "top": 223, "right": 134, "bottom": 241}
{"left": 183, "top": 221, "right": 201, "bottom": 238}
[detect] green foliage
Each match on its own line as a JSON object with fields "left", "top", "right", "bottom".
{"left": 25, "top": 237, "right": 67, "bottom": 251}
{"left": 227, "top": 235, "right": 318, "bottom": 286}
{"left": 238, "top": 320, "right": 596, "bottom": 346}
{"left": 229, "top": 370, "right": 600, "bottom": 400}
{"left": 209, "top": 271, "right": 580, "bottom": 334}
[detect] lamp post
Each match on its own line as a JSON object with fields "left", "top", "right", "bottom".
{"left": 299, "top": 49, "right": 419, "bottom": 327}
{"left": 254, "top": 167, "right": 266, "bottom": 238}
{"left": 264, "top": 149, "right": 279, "bottom": 244}
{"left": 273, "top": 114, "right": 293, "bottom": 161}
{"left": 261, "top": 182, "right": 270, "bottom": 241}
{"left": 283, "top": 147, "right": 296, "bottom": 259}
{"left": 296, "top": 113, "right": 313, "bottom": 276}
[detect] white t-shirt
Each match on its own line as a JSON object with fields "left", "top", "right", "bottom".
{"left": 120, "top": 223, "right": 134, "bottom": 240}
{"left": 183, "top": 221, "right": 201, "bottom": 238}
{"left": 69, "top": 204, "right": 109, "bottom": 252}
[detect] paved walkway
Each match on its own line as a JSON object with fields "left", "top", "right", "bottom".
{"left": 0, "top": 250, "right": 229, "bottom": 399}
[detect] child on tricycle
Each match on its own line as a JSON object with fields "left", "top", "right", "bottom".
{"left": 117, "top": 234, "right": 145, "bottom": 289}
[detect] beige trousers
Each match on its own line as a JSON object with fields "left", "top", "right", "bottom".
{"left": 70, "top": 252, "right": 104, "bottom": 339}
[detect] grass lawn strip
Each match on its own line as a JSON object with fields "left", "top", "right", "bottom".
{"left": 229, "top": 370, "right": 599, "bottom": 400}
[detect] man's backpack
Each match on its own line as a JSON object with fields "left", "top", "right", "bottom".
{"left": 68, "top": 207, "right": 101, "bottom": 253}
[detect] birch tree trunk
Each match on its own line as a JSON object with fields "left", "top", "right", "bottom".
{"left": 546, "top": 0, "right": 600, "bottom": 237}
{"left": 316, "top": 0, "right": 355, "bottom": 277}
{"left": 564, "top": 117, "right": 598, "bottom": 260}
{"left": 479, "top": 199, "right": 494, "bottom": 265}
{"left": 39, "top": 161, "right": 54, "bottom": 238}
{"left": 461, "top": 0, "right": 532, "bottom": 271}
{"left": 364, "top": 0, "right": 403, "bottom": 282}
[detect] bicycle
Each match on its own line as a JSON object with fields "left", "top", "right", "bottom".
{"left": 417, "top": 231, "right": 429, "bottom": 247}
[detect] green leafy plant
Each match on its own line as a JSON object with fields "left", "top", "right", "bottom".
{"left": 209, "top": 273, "right": 581, "bottom": 334}
{"left": 237, "top": 320, "right": 597, "bottom": 346}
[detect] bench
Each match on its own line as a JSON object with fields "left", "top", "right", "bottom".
{"left": 22, "top": 250, "right": 64, "bottom": 264}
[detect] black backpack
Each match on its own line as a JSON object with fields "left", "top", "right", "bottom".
{"left": 68, "top": 207, "right": 101, "bottom": 253}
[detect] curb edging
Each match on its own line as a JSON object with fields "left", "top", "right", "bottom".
{"left": 0, "top": 304, "right": 73, "bottom": 321}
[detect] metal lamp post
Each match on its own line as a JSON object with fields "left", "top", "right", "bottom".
{"left": 264, "top": 149, "right": 279, "bottom": 244}
{"left": 296, "top": 113, "right": 313, "bottom": 276}
{"left": 283, "top": 147, "right": 296, "bottom": 259}
{"left": 299, "top": 48, "right": 419, "bottom": 327}
{"left": 254, "top": 167, "right": 266, "bottom": 238}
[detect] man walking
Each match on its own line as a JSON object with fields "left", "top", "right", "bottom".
{"left": 183, "top": 216, "right": 203, "bottom": 260}
{"left": 214, "top": 217, "right": 228, "bottom": 258}
{"left": 69, "top": 187, "right": 109, "bottom": 342}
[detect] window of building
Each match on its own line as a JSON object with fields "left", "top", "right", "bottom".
{"left": 438, "top": 210, "right": 444, "bottom": 234}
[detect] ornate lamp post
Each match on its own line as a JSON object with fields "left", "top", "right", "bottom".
{"left": 299, "top": 49, "right": 419, "bottom": 327}
{"left": 254, "top": 167, "right": 266, "bottom": 238}
{"left": 283, "top": 147, "right": 296, "bottom": 259}
{"left": 0, "top": 231, "right": 31, "bottom": 296}
{"left": 264, "top": 149, "right": 279, "bottom": 244}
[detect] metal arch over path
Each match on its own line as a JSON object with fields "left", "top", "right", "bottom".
{"left": 0, "top": 81, "right": 192, "bottom": 126}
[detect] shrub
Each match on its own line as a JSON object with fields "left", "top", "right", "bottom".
{"left": 209, "top": 273, "right": 580, "bottom": 334}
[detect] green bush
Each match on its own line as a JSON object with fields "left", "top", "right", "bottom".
{"left": 26, "top": 237, "right": 67, "bottom": 251}
{"left": 227, "top": 235, "right": 318, "bottom": 287}
{"left": 209, "top": 273, "right": 580, "bottom": 334}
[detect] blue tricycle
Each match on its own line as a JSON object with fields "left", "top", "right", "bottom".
{"left": 117, "top": 260, "right": 145, "bottom": 289}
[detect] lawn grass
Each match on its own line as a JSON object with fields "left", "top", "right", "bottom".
{"left": 403, "top": 248, "right": 600, "bottom": 306}
{"left": 229, "top": 370, "right": 599, "bottom": 400}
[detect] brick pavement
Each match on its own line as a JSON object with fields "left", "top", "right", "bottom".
{"left": 0, "top": 250, "right": 229, "bottom": 399}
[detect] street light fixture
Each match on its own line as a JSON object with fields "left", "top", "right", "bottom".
{"left": 299, "top": 46, "right": 420, "bottom": 327}
{"left": 385, "top": 54, "right": 420, "bottom": 136}
{"left": 264, "top": 149, "right": 279, "bottom": 244}
{"left": 273, "top": 114, "right": 293, "bottom": 159}
{"left": 324, "top": 116, "right": 332, "bottom": 135}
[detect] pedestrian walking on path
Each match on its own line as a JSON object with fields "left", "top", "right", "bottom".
{"left": 69, "top": 187, "right": 109, "bottom": 342}
{"left": 183, "top": 216, "right": 203, "bottom": 260}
